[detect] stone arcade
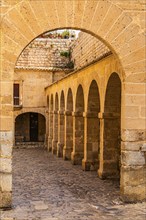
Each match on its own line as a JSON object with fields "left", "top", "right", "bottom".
{"left": 0, "top": 0, "right": 145, "bottom": 208}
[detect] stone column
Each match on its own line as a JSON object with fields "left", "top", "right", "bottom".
{"left": 71, "top": 112, "right": 84, "bottom": 165}
{"left": 52, "top": 110, "right": 58, "bottom": 154}
{"left": 45, "top": 110, "right": 49, "bottom": 148}
{"left": 98, "top": 112, "right": 121, "bottom": 179}
{"left": 82, "top": 112, "right": 100, "bottom": 171}
{"left": 57, "top": 110, "right": 65, "bottom": 157}
{"left": 63, "top": 110, "right": 73, "bottom": 160}
{"left": 0, "top": 81, "right": 13, "bottom": 208}
{"left": 120, "top": 133, "right": 146, "bottom": 202}
{"left": 48, "top": 111, "right": 53, "bottom": 151}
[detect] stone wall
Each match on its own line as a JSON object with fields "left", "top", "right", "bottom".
{"left": 71, "top": 32, "right": 111, "bottom": 70}
{"left": 16, "top": 32, "right": 111, "bottom": 73}
{"left": 16, "top": 38, "right": 74, "bottom": 70}
{"left": 14, "top": 69, "right": 53, "bottom": 108}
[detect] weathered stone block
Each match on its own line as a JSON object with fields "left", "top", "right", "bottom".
{"left": 121, "top": 151, "right": 145, "bottom": 166}
{"left": 0, "top": 191, "right": 12, "bottom": 208}
{"left": 121, "top": 165, "right": 146, "bottom": 187}
{"left": 121, "top": 141, "right": 145, "bottom": 151}
{"left": 0, "top": 158, "right": 12, "bottom": 173}
{"left": 0, "top": 173, "right": 12, "bottom": 191}
{"left": 122, "top": 129, "right": 146, "bottom": 141}
{"left": 121, "top": 184, "right": 146, "bottom": 202}
{"left": 0, "top": 145, "right": 12, "bottom": 157}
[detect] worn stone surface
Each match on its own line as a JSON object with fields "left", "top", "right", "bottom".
{"left": 1, "top": 148, "right": 146, "bottom": 220}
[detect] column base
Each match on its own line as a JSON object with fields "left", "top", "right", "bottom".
{"left": 57, "top": 142, "right": 64, "bottom": 157}
{"left": 82, "top": 159, "right": 99, "bottom": 171}
{"left": 63, "top": 147, "right": 72, "bottom": 160}
{"left": 71, "top": 152, "right": 84, "bottom": 165}
{"left": 0, "top": 191, "right": 12, "bottom": 209}
{"left": 120, "top": 184, "right": 146, "bottom": 202}
{"left": 120, "top": 165, "right": 146, "bottom": 202}
{"left": 98, "top": 168, "right": 120, "bottom": 179}
{"left": 52, "top": 140, "right": 58, "bottom": 154}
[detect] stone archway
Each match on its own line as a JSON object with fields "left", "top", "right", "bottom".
{"left": 15, "top": 112, "right": 46, "bottom": 143}
{"left": 98, "top": 73, "right": 121, "bottom": 179}
{"left": 1, "top": 0, "right": 145, "bottom": 207}
{"left": 82, "top": 80, "right": 100, "bottom": 171}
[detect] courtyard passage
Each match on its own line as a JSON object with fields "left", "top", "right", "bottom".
{"left": 1, "top": 148, "right": 146, "bottom": 220}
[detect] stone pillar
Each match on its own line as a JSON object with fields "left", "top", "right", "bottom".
{"left": 71, "top": 112, "right": 84, "bottom": 165}
{"left": 0, "top": 81, "right": 13, "bottom": 208}
{"left": 63, "top": 111, "right": 73, "bottom": 160}
{"left": 82, "top": 112, "right": 100, "bottom": 171}
{"left": 45, "top": 110, "right": 49, "bottom": 148}
{"left": 98, "top": 112, "right": 121, "bottom": 179}
{"left": 120, "top": 132, "right": 146, "bottom": 202}
{"left": 48, "top": 111, "right": 53, "bottom": 151}
{"left": 57, "top": 110, "right": 65, "bottom": 157}
{"left": 52, "top": 110, "right": 58, "bottom": 154}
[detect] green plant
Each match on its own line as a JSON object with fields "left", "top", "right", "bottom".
{"left": 61, "top": 30, "right": 70, "bottom": 39}
{"left": 60, "top": 50, "right": 71, "bottom": 58}
{"left": 66, "top": 61, "right": 74, "bottom": 69}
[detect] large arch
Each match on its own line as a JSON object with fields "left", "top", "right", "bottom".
{"left": 0, "top": 0, "right": 145, "bottom": 207}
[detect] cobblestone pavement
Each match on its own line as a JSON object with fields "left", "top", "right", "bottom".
{"left": 1, "top": 148, "right": 146, "bottom": 220}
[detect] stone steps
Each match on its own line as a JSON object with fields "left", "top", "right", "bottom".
{"left": 14, "top": 142, "right": 45, "bottom": 149}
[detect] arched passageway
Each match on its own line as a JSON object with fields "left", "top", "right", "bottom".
{"left": 57, "top": 91, "right": 65, "bottom": 157}
{"left": 1, "top": 1, "right": 145, "bottom": 208}
{"left": 15, "top": 112, "right": 46, "bottom": 144}
{"left": 98, "top": 73, "right": 121, "bottom": 179}
{"left": 63, "top": 88, "right": 73, "bottom": 160}
{"left": 82, "top": 80, "right": 100, "bottom": 171}
{"left": 71, "top": 85, "right": 84, "bottom": 165}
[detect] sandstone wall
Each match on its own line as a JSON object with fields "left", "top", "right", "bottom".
{"left": 14, "top": 69, "right": 53, "bottom": 108}
{"left": 71, "top": 32, "right": 111, "bottom": 70}
{"left": 16, "top": 38, "right": 74, "bottom": 70}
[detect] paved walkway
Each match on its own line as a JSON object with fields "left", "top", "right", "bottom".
{"left": 1, "top": 148, "right": 146, "bottom": 220}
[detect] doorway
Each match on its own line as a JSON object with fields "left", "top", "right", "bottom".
{"left": 30, "top": 113, "right": 38, "bottom": 141}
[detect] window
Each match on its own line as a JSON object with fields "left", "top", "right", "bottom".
{"left": 13, "top": 84, "right": 20, "bottom": 105}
